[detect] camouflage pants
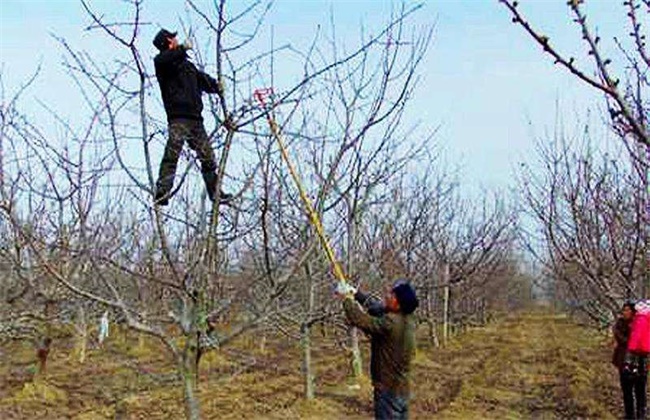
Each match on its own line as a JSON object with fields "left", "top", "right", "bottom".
{"left": 155, "top": 119, "right": 218, "bottom": 201}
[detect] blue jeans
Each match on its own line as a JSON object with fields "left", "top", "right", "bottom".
{"left": 374, "top": 389, "right": 409, "bottom": 420}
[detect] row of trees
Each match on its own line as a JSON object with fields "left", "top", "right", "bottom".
{"left": 0, "top": 1, "right": 532, "bottom": 418}
{"left": 7, "top": 0, "right": 647, "bottom": 416}
{"left": 501, "top": 0, "right": 649, "bottom": 322}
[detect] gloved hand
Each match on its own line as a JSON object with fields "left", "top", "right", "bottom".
{"left": 181, "top": 40, "right": 193, "bottom": 50}
{"left": 334, "top": 281, "right": 357, "bottom": 298}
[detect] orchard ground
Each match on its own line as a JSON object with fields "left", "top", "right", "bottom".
{"left": 0, "top": 309, "right": 622, "bottom": 419}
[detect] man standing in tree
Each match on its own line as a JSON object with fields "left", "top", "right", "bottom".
{"left": 152, "top": 28, "right": 232, "bottom": 206}
{"left": 337, "top": 279, "right": 419, "bottom": 420}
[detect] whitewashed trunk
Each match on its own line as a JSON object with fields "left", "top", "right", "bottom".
{"left": 301, "top": 324, "right": 314, "bottom": 399}
{"left": 442, "top": 263, "right": 450, "bottom": 344}
{"left": 181, "top": 346, "right": 201, "bottom": 420}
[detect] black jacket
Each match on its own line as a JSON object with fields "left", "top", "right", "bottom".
{"left": 154, "top": 47, "right": 219, "bottom": 121}
{"left": 613, "top": 317, "right": 632, "bottom": 370}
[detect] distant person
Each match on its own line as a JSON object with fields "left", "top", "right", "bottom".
{"left": 337, "top": 279, "right": 419, "bottom": 420}
{"left": 152, "top": 28, "right": 232, "bottom": 206}
{"left": 36, "top": 336, "right": 52, "bottom": 375}
{"left": 613, "top": 301, "right": 647, "bottom": 419}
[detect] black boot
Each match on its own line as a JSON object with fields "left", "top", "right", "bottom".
{"left": 203, "top": 171, "right": 233, "bottom": 204}
{"left": 154, "top": 190, "right": 170, "bottom": 206}
{"left": 210, "top": 187, "right": 234, "bottom": 204}
{"left": 219, "top": 190, "right": 233, "bottom": 204}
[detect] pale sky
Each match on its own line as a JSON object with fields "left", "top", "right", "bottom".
{"left": 0, "top": 0, "right": 624, "bottom": 198}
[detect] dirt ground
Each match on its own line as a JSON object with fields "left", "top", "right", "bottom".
{"left": 0, "top": 310, "right": 623, "bottom": 419}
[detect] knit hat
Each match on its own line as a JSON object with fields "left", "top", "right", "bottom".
{"left": 153, "top": 29, "right": 177, "bottom": 51}
{"left": 392, "top": 279, "right": 418, "bottom": 315}
{"left": 636, "top": 300, "right": 650, "bottom": 315}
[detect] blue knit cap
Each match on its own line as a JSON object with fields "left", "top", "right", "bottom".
{"left": 392, "top": 279, "right": 418, "bottom": 315}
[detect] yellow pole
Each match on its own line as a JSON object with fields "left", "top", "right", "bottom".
{"left": 255, "top": 90, "right": 347, "bottom": 284}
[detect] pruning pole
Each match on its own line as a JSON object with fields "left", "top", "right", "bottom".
{"left": 254, "top": 88, "right": 347, "bottom": 284}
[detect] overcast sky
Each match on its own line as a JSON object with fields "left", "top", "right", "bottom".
{"left": 0, "top": 0, "right": 624, "bottom": 198}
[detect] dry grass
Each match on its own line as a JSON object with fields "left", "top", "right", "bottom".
{"left": 423, "top": 312, "right": 619, "bottom": 419}
{"left": 0, "top": 309, "right": 621, "bottom": 419}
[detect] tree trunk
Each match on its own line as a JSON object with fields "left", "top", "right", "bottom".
{"left": 259, "top": 333, "right": 267, "bottom": 354}
{"left": 442, "top": 262, "right": 450, "bottom": 344}
{"left": 301, "top": 323, "right": 314, "bottom": 400}
{"left": 181, "top": 348, "right": 201, "bottom": 420}
{"left": 78, "top": 330, "right": 87, "bottom": 364}
{"left": 138, "top": 333, "right": 146, "bottom": 352}
{"left": 350, "top": 327, "right": 363, "bottom": 378}
{"left": 427, "top": 320, "right": 440, "bottom": 347}
{"left": 301, "top": 264, "right": 316, "bottom": 399}
{"left": 426, "top": 286, "right": 439, "bottom": 346}
{"left": 75, "top": 306, "right": 87, "bottom": 364}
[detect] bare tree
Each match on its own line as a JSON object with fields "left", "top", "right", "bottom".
{"left": 244, "top": 3, "right": 434, "bottom": 396}
{"left": 519, "top": 130, "right": 645, "bottom": 322}
{"left": 501, "top": 0, "right": 649, "bottom": 300}
{"left": 0, "top": 0, "right": 436, "bottom": 417}
{"left": 500, "top": 0, "right": 648, "bottom": 150}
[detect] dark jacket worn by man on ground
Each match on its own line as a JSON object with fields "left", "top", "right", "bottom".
{"left": 152, "top": 28, "right": 230, "bottom": 206}
{"left": 342, "top": 280, "right": 418, "bottom": 419}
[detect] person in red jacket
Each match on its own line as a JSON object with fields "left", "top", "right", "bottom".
{"left": 613, "top": 301, "right": 647, "bottom": 419}
{"left": 152, "top": 29, "right": 232, "bottom": 206}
